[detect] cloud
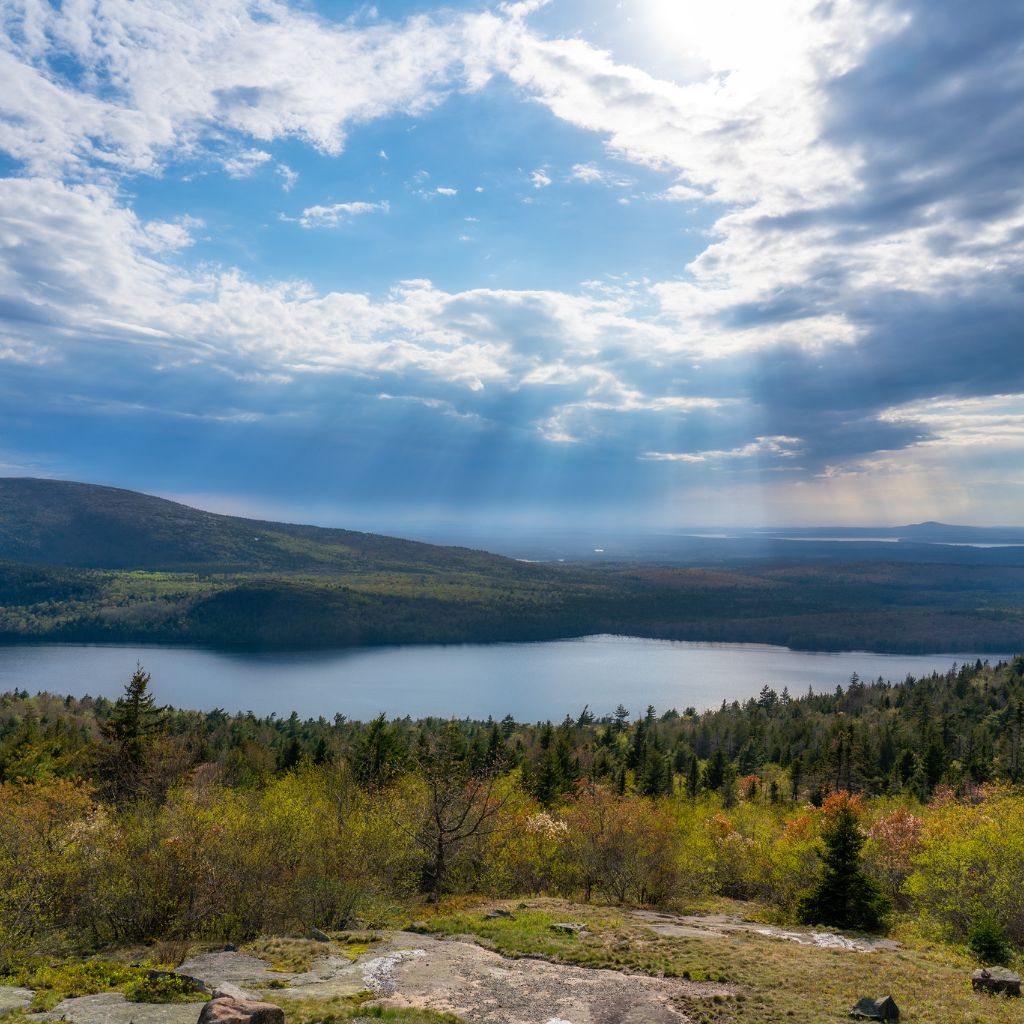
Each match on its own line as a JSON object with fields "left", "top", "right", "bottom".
{"left": 295, "top": 200, "right": 390, "bottom": 228}
{"left": 221, "top": 148, "right": 272, "bottom": 178}
{"left": 0, "top": 0, "right": 1023, "bottom": 522}
{"left": 570, "top": 163, "right": 604, "bottom": 184}
{"left": 0, "top": 0, "right": 473, "bottom": 177}
{"left": 277, "top": 164, "right": 299, "bottom": 190}
{"left": 643, "top": 436, "right": 802, "bottom": 464}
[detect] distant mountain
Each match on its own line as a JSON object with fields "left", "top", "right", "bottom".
{"left": 0, "top": 478, "right": 531, "bottom": 575}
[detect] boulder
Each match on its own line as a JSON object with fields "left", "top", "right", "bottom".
{"left": 550, "top": 922, "right": 588, "bottom": 937}
{"left": 307, "top": 926, "right": 332, "bottom": 943}
{"left": 850, "top": 994, "right": 899, "bottom": 1020}
{"left": 197, "top": 996, "right": 285, "bottom": 1024}
{"left": 971, "top": 967, "right": 1021, "bottom": 996}
{"left": 485, "top": 909, "right": 515, "bottom": 921}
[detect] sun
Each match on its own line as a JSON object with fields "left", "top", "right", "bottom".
{"left": 635, "top": 0, "right": 818, "bottom": 87}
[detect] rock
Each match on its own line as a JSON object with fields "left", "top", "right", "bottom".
{"left": 409, "top": 921, "right": 430, "bottom": 933}
{"left": 0, "top": 985, "right": 34, "bottom": 1012}
{"left": 196, "top": 997, "right": 285, "bottom": 1024}
{"left": 550, "top": 922, "right": 588, "bottom": 937}
{"left": 485, "top": 909, "right": 515, "bottom": 921}
{"left": 211, "top": 984, "right": 256, "bottom": 1002}
{"left": 850, "top": 994, "right": 900, "bottom": 1020}
{"left": 223, "top": 944, "right": 237, "bottom": 953}
{"left": 307, "top": 926, "right": 332, "bottom": 943}
{"left": 971, "top": 967, "right": 1021, "bottom": 996}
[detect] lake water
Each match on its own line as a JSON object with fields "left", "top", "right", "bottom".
{"left": 0, "top": 636, "right": 1010, "bottom": 721}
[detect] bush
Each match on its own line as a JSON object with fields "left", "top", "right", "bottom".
{"left": 967, "top": 915, "right": 1013, "bottom": 966}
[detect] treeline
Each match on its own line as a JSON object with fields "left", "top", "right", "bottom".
{"left": 1, "top": 658, "right": 1023, "bottom": 969}
{"left": 3, "top": 656, "right": 1023, "bottom": 801}
{"left": 5, "top": 556, "right": 1024, "bottom": 653}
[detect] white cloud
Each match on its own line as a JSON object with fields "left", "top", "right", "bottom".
{"left": 434, "top": 186, "right": 458, "bottom": 196}
{"left": 643, "top": 437, "right": 802, "bottom": 463}
{"left": 0, "top": 0, "right": 473, "bottom": 178}
{"left": 221, "top": 148, "right": 271, "bottom": 178}
{"left": 531, "top": 167, "right": 552, "bottom": 188}
{"left": 570, "top": 163, "right": 604, "bottom": 183}
{"left": 277, "top": 163, "right": 299, "bottom": 190}
{"left": 295, "top": 200, "right": 390, "bottom": 229}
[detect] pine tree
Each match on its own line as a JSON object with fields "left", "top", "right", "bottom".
{"left": 99, "top": 665, "right": 165, "bottom": 801}
{"left": 797, "top": 799, "right": 891, "bottom": 931}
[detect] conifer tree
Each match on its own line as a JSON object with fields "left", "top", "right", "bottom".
{"left": 797, "top": 797, "right": 891, "bottom": 931}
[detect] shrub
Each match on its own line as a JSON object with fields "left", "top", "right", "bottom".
{"left": 967, "top": 915, "right": 1013, "bottom": 967}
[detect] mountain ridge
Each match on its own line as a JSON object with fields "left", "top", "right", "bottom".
{"left": 0, "top": 477, "right": 534, "bottom": 576}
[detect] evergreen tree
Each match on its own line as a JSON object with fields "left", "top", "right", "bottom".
{"left": 797, "top": 799, "right": 891, "bottom": 931}
{"left": 99, "top": 664, "right": 165, "bottom": 799}
{"left": 350, "top": 714, "right": 406, "bottom": 787}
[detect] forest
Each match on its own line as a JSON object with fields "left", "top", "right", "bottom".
{"left": 2, "top": 654, "right": 1023, "bottom": 975}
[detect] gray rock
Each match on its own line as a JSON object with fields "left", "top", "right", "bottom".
{"left": 485, "top": 910, "right": 515, "bottom": 921}
{"left": 211, "top": 984, "right": 256, "bottom": 1002}
{"left": 28, "top": 991, "right": 206, "bottom": 1024}
{"left": 196, "top": 997, "right": 284, "bottom": 1024}
{"left": 408, "top": 921, "right": 430, "bottom": 933}
{"left": 971, "top": 967, "right": 1021, "bottom": 996}
{"left": 307, "top": 926, "right": 331, "bottom": 943}
{"left": 850, "top": 994, "right": 900, "bottom": 1020}
{"left": 0, "top": 985, "right": 34, "bottom": 1012}
{"left": 550, "top": 922, "right": 588, "bottom": 936}
{"left": 174, "top": 952, "right": 286, "bottom": 988}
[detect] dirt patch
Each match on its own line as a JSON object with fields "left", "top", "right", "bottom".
{"left": 631, "top": 910, "right": 900, "bottom": 952}
{"left": 367, "top": 932, "right": 730, "bottom": 1024}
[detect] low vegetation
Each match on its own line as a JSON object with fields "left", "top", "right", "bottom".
{"left": 0, "top": 657, "right": 1022, "bottom": 987}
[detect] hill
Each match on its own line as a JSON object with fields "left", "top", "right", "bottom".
{"left": 1, "top": 478, "right": 1024, "bottom": 652}
{"left": 0, "top": 478, "right": 533, "bottom": 575}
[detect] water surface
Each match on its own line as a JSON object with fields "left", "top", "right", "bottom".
{"left": 0, "top": 636, "right": 1008, "bottom": 721}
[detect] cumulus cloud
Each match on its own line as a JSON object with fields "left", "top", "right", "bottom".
{"left": 0, "top": 0, "right": 1022, "bottom": 519}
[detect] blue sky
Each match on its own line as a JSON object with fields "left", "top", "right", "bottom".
{"left": 0, "top": 0, "right": 1022, "bottom": 531}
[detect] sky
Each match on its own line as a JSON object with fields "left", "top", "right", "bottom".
{"left": 0, "top": 0, "right": 1022, "bottom": 532}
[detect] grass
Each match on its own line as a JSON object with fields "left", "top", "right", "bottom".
{"left": 267, "top": 991, "right": 462, "bottom": 1024}
{"left": 240, "top": 936, "right": 372, "bottom": 973}
{"left": 0, "top": 960, "right": 206, "bottom": 1012}
{"left": 415, "top": 899, "right": 1024, "bottom": 1024}
{"left": 241, "top": 938, "right": 333, "bottom": 972}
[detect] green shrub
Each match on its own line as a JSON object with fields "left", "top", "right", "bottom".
{"left": 967, "top": 916, "right": 1013, "bottom": 966}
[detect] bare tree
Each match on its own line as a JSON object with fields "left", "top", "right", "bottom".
{"left": 409, "top": 722, "right": 510, "bottom": 900}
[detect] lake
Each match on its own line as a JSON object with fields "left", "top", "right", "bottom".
{"left": 0, "top": 636, "right": 1009, "bottom": 721}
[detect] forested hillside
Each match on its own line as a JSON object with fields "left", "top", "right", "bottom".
{"left": 3, "top": 478, "right": 1024, "bottom": 651}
